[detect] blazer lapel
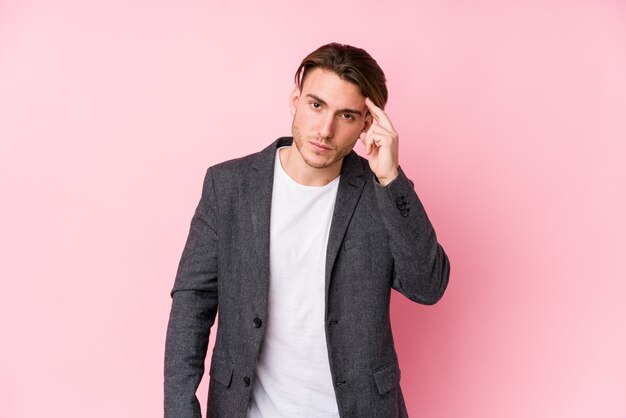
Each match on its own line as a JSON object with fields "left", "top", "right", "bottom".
{"left": 246, "top": 138, "right": 366, "bottom": 315}
{"left": 325, "top": 151, "right": 366, "bottom": 302}
{"left": 247, "top": 138, "right": 289, "bottom": 291}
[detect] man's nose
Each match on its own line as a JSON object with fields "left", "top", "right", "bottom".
{"left": 317, "top": 113, "right": 335, "bottom": 139}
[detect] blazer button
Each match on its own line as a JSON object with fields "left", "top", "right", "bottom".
{"left": 253, "top": 317, "right": 262, "bottom": 328}
{"left": 395, "top": 196, "right": 405, "bottom": 205}
{"left": 401, "top": 208, "right": 410, "bottom": 217}
{"left": 243, "top": 376, "right": 251, "bottom": 386}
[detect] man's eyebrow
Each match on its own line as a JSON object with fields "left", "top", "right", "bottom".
{"left": 306, "top": 93, "right": 363, "bottom": 116}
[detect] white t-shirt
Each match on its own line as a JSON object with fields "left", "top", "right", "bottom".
{"left": 246, "top": 147, "right": 341, "bottom": 418}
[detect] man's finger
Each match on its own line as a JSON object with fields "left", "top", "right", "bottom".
{"left": 368, "top": 125, "right": 395, "bottom": 140}
{"left": 362, "top": 122, "right": 376, "bottom": 154}
{"left": 365, "top": 97, "right": 394, "bottom": 131}
{"left": 367, "top": 127, "right": 395, "bottom": 147}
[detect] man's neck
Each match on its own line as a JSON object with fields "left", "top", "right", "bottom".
{"left": 279, "top": 146, "right": 342, "bottom": 187}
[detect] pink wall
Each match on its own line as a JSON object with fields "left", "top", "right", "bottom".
{"left": 1, "top": 0, "right": 624, "bottom": 417}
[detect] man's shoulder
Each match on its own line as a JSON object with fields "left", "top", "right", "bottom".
{"left": 209, "top": 152, "right": 257, "bottom": 174}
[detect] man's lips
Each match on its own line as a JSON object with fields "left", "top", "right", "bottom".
{"left": 309, "top": 141, "right": 332, "bottom": 151}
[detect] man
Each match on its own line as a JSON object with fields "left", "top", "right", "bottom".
{"left": 164, "top": 43, "right": 450, "bottom": 418}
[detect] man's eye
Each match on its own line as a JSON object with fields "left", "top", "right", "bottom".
{"left": 341, "top": 113, "right": 355, "bottom": 120}
{"left": 311, "top": 102, "right": 321, "bottom": 109}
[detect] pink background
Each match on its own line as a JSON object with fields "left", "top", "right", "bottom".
{"left": 1, "top": 0, "right": 625, "bottom": 417}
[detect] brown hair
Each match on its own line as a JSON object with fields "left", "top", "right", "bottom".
{"left": 294, "top": 43, "right": 388, "bottom": 109}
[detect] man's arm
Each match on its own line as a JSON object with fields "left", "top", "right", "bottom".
{"left": 374, "top": 169, "right": 450, "bottom": 304}
{"left": 361, "top": 98, "right": 450, "bottom": 304}
{"left": 164, "top": 167, "right": 219, "bottom": 418}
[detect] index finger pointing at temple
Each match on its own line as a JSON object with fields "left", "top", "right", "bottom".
{"left": 365, "top": 97, "right": 394, "bottom": 131}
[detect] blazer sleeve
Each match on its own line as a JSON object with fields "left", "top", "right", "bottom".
{"left": 164, "top": 167, "right": 219, "bottom": 418}
{"left": 373, "top": 167, "right": 450, "bottom": 305}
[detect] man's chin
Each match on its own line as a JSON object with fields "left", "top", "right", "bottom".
{"left": 303, "top": 158, "right": 332, "bottom": 169}
{"left": 300, "top": 151, "right": 335, "bottom": 169}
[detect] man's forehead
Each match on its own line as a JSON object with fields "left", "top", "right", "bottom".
{"left": 300, "top": 68, "right": 366, "bottom": 108}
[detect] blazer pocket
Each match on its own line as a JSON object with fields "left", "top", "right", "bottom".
{"left": 373, "top": 361, "right": 401, "bottom": 395}
{"left": 209, "top": 356, "right": 234, "bottom": 388}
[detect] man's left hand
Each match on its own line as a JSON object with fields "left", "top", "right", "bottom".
{"left": 359, "top": 97, "right": 399, "bottom": 186}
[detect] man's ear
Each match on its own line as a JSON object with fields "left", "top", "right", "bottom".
{"left": 362, "top": 111, "right": 373, "bottom": 133}
{"left": 289, "top": 87, "right": 301, "bottom": 116}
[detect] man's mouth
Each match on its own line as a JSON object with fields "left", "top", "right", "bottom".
{"left": 309, "top": 141, "right": 332, "bottom": 151}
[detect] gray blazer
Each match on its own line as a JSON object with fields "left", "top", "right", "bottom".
{"left": 164, "top": 137, "right": 450, "bottom": 418}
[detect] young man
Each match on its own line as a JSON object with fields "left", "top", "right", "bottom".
{"left": 164, "top": 43, "right": 450, "bottom": 418}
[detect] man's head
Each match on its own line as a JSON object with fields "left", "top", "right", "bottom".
{"left": 289, "top": 43, "right": 387, "bottom": 171}
{"left": 294, "top": 43, "right": 388, "bottom": 110}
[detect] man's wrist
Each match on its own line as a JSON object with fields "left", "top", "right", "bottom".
{"left": 376, "top": 169, "right": 399, "bottom": 187}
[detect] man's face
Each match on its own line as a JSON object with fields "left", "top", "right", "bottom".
{"left": 290, "top": 68, "right": 371, "bottom": 170}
